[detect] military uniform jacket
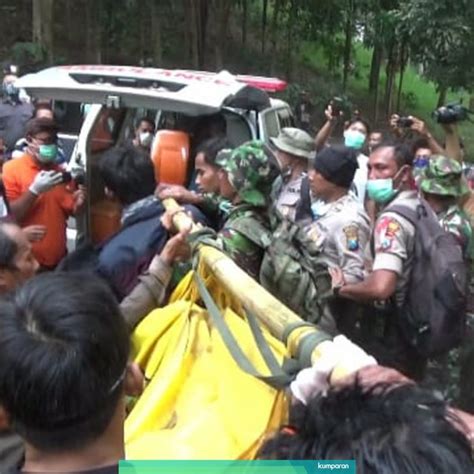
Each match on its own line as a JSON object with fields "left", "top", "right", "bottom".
{"left": 438, "top": 204, "right": 473, "bottom": 259}
{"left": 218, "top": 203, "right": 271, "bottom": 280}
{"left": 305, "top": 193, "right": 370, "bottom": 283}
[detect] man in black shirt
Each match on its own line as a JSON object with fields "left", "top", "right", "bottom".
{"left": 0, "top": 273, "right": 143, "bottom": 473}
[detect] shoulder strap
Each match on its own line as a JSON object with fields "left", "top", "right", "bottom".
{"left": 385, "top": 204, "right": 419, "bottom": 226}
{"left": 194, "top": 271, "right": 294, "bottom": 389}
{"left": 295, "top": 174, "right": 312, "bottom": 222}
{"left": 227, "top": 207, "right": 272, "bottom": 248}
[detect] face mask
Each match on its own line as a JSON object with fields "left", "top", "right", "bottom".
{"left": 3, "top": 82, "right": 19, "bottom": 99}
{"left": 366, "top": 178, "right": 396, "bottom": 203}
{"left": 344, "top": 129, "right": 366, "bottom": 149}
{"left": 414, "top": 156, "right": 430, "bottom": 169}
{"left": 139, "top": 131, "right": 153, "bottom": 148}
{"left": 311, "top": 199, "right": 331, "bottom": 219}
{"left": 366, "top": 165, "right": 407, "bottom": 204}
{"left": 37, "top": 144, "right": 58, "bottom": 163}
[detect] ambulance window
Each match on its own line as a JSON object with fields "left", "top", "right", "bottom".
{"left": 263, "top": 110, "right": 280, "bottom": 139}
{"left": 90, "top": 108, "right": 126, "bottom": 153}
{"left": 277, "top": 108, "right": 294, "bottom": 128}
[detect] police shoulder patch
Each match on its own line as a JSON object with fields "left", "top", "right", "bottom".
{"left": 376, "top": 216, "right": 401, "bottom": 251}
{"left": 343, "top": 224, "right": 360, "bottom": 251}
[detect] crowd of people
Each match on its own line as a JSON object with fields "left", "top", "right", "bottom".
{"left": 0, "top": 66, "right": 474, "bottom": 473}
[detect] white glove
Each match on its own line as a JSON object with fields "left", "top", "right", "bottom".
{"left": 290, "top": 335, "right": 377, "bottom": 405}
{"left": 29, "top": 170, "right": 63, "bottom": 195}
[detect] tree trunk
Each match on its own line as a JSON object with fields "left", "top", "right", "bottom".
{"left": 241, "top": 0, "right": 248, "bottom": 45}
{"left": 151, "top": 0, "right": 163, "bottom": 65}
{"left": 261, "top": 0, "right": 268, "bottom": 53}
{"left": 85, "top": 1, "right": 101, "bottom": 63}
{"left": 342, "top": 0, "right": 354, "bottom": 92}
{"left": 196, "top": 0, "right": 209, "bottom": 68}
{"left": 384, "top": 43, "right": 397, "bottom": 117}
{"left": 269, "top": 0, "right": 282, "bottom": 75}
{"left": 369, "top": 42, "right": 383, "bottom": 93}
{"left": 213, "top": 0, "right": 232, "bottom": 69}
{"left": 183, "top": 0, "right": 191, "bottom": 64}
{"left": 437, "top": 85, "right": 448, "bottom": 107}
{"left": 285, "top": 0, "right": 297, "bottom": 80}
{"left": 33, "top": 0, "right": 55, "bottom": 63}
{"left": 396, "top": 41, "right": 408, "bottom": 112}
{"left": 187, "top": 0, "right": 199, "bottom": 68}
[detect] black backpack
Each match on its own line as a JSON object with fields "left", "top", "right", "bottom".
{"left": 389, "top": 200, "right": 468, "bottom": 357}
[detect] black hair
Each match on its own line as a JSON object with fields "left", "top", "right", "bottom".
{"left": 346, "top": 117, "right": 371, "bottom": 135}
{"left": 99, "top": 145, "right": 156, "bottom": 205}
{"left": 0, "top": 222, "right": 18, "bottom": 270}
{"left": 136, "top": 117, "right": 155, "bottom": 131}
{"left": 0, "top": 272, "right": 130, "bottom": 452}
{"left": 25, "top": 117, "right": 59, "bottom": 138}
{"left": 376, "top": 141, "right": 414, "bottom": 168}
{"left": 195, "top": 136, "right": 231, "bottom": 166}
{"left": 411, "top": 137, "right": 431, "bottom": 154}
{"left": 259, "top": 383, "right": 473, "bottom": 473}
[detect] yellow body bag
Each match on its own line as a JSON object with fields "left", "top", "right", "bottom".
{"left": 125, "top": 265, "right": 290, "bottom": 460}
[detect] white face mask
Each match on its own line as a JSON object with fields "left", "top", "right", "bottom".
{"left": 139, "top": 131, "right": 153, "bottom": 148}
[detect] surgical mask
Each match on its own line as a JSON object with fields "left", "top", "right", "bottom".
{"left": 414, "top": 155, "right": 430, "bottom": 169}
{"left": 139, "top": 131, "right": 153, "bottom": 148}
{"left": 344, "top": 129, "right": 366, "bottom": 149}
{"left": 3, "top": 82, "right": 19, "bottom": 99}
{"left": 218, "top": 198, "right": 232, "bottom": 216}
{"left": 37, "top": 144, "right": 58, "bottom": 163}
{"left": 311, "top": 199, "right": 331, "bottom": 219}
{"left": 366, "top": 166, "right": 406, "bottom": 204}
{"left": 366, "top": 178, "right": 396, "bottom": 203}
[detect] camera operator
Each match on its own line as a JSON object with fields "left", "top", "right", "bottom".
{"left": 314, "top": 102, "right": 371, "bottom": 206}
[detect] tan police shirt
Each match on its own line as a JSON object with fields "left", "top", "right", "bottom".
{"left": 372, "top": 190, "right": 419, "bottom": 306}
{"left": 306, "top": 193, "right": 370, "bottom": 283}
{"left": 275, "top": 174, "right": 304, "bottom": 221}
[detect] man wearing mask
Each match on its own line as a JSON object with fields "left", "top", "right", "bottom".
{"left": 132, "top": 117, "right": 155, "bottom": 152}
{"left": 329, "top": 143, "right": 425, "bottom": 380}
{"left": 0, "top": 66, "right": 33, "bottom": 158}
{"left": 2, "top": 118, "right": 86, "bottom": 270}
{"left": 306, "top": 145, "right": 370, "bottom": 336}
{"left": 314, "top": 105, "right": 371, "bottom": 206}
{"left": 271, "top": 127, "right": 314, "bottom": 223}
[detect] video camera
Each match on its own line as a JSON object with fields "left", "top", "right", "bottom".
{"left": 397, "top": 116, "right": 414, "bottom": 128}
{"left": 432, "top": 103, "right": 473, "bottom": 125}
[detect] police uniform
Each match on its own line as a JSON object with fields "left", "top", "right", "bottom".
{"left": 273, "top": 173, "right": 308, "bottom": 222}
{"left": 372, "top": 190, "right": 418, "bottom": 307}
{"left": 270, "top": 128, "right": 314, "bottom": 223}
{"left": 306, "top": 193, "right": 370, "bottom": 283}
{"left": 367, "top": 189, "right": 427, "bottom": 379}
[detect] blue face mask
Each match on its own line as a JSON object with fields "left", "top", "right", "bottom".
{"left": 311, "top": 199, "right": 331, "bottom": 219}
{"left": 344, "top": 129, "right": 366, "bottom": 149}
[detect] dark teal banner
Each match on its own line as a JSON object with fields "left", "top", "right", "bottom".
{"left": 119, "top": 460, "right": 356, "bottom": 474}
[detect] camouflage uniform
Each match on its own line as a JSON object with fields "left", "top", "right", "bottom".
{"left": 270, "top": 128, "right": 314, "bottom": 223}
{"left": 420, "top": 156, "right": 472, "bottom": 258}
{"left": 214, "top": 141, "right": 279, "bottom": 280}
{"left": 420, "top": 156, "right": 474, "bottom": 401}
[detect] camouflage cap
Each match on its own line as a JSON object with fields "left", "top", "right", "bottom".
{"left": 215, "top": 140, "right": 280, "bottom": 206}
{"left": 270, "top": 127, "right": 315, "bottom": 160}
{"left": 420, "top": 155, "right": 470, "bottom": 197}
